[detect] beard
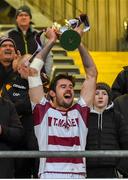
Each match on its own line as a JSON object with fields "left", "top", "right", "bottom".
{"left": 55, "top": 92, "right": 74, "bottom": 109}
{"left": 61, "top": 99, "right": 73, "bottom": 109}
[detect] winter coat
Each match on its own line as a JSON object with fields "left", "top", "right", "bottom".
{"left": 114, "top": 94, "right": 128, "bottom": 177}
{"left": 0, "top": 97, "right": 23, "bottom": 178}
{"left": 1, "top": 73, "right": 38, "bottom": 150}
{"left": 6, "top": 26, "right": 53, "bottom": 76}
{"left": 6, "top": 26, "right": 38, "bottom": 55}
{"left": 1, "top": 69, "right": 39, "bottom": 178}
{"left": 0, "top": 63, "right": 16, "bottom": 89}
{"left": 86, "top": 103, "right": 121, "bottom": 167}
{"left": 111, "top": 66, "right": 128, "bottom": 100}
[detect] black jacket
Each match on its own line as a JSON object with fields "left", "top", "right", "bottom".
{"left": 7, "top": 26, "right": 38, "bottom": 55}
{"left": 114, "top": 94, "right": 128, "bottom": 177}
{"left": 0, "top": 97, "right": 23, "bottom": 145}
{"left": 86, "top": 103, "right": 121, "bottom": 167}
{"left": 0, "top": 65, "right": 38, "bottom": 177}
{"left": 1, "top": 71, "right": 39, "bottom": 178}
{"left": 0, "top": 63, "right": 16, "bottom": 90}
{"left": 0, "top": 97, "right": 23, "bottom": 178}
{"left": 6, "top": 26, "right": 53, "bottom": 76}
{"left": 111, "top": 66, "right": 128, "bottom": 100}
{"left": 1, "top": 73, "right": 38, "bottom": 150}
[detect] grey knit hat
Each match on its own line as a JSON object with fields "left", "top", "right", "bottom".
{"left": 16, "top": 5, "right": 32, "bottom": 19}
{"left": 0, "top": 36, "right": 17, "bottom": 53}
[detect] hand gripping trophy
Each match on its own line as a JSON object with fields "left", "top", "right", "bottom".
{"left": 35, "top": 14, "right": 90, "bottom": 52}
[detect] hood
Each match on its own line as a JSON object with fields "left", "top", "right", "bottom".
{"left": 90, "top": 102, "right": 114, "bottom": 130}
{"left": 91, "top": 102, "right": 114, "bottom": 114}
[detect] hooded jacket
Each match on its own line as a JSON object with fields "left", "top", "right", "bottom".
{"left": 86, "top": 102, "right": 121, "bottom": 167}
{"left": 0, "top": 97, "right": 23, "bottom": 178}
{"left": 114, "top": 94, "right": 128, "bottom": 177}
{"left": 111, "top": 66, "right": 128, "bottom": 100}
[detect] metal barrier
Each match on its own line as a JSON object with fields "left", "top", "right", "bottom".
{"left": 0, "top": 150, "right": 128, "bottom": 158}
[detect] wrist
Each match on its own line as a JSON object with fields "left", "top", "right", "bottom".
{"left": 28, "top": 76, "right": 42, "bottom": 88}
{"left": 30, "top": 58, "right": 44, "bottom": 72}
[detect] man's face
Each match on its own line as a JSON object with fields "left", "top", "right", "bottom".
{"left": 16, "top": 54, "right": 31, "bottom": 79}
{"left": 51, "top": 79, "right": 74, "bottom": 110}
{"left": 13, "top": 54, "right": 31, "bottom": 72}
{"left": 0, "top": 41, "right": 16, "bottom": 68}
{"left": 16, "top": 12, "right": 31, "bottom": 28}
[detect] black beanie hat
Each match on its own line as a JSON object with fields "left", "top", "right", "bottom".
{"left": 16, "top": 5, "right": 32, "bottom": 19}
{"left": 96, "top": 82, "right": 112, "bottom": 104}
{"left": 0, "top": 36, "right": 17, "bottom": 53}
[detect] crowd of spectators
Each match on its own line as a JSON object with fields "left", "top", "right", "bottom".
{"left": 0, "top": 4, "right": 128, "bottom": 179}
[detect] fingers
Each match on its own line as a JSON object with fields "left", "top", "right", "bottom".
{"left": 13, "top": 50, "right": 21, "bottom": 60}
{"left": 45, "top": 27, "right": 58, "bottom": 41}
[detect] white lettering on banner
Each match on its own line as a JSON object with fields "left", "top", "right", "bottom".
{"left": 13, "top": 84, "right": 26, "bottom": 89}
{"left": 13, "top": 92, "right": 20, "bottom": 96}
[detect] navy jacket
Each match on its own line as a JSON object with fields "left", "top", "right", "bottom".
{"left": 0, "top": 97, "right": 23, "bottom": 178}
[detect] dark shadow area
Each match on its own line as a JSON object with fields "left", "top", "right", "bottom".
{"left": 0, "top": 0, "right": 16, "bottom": 24}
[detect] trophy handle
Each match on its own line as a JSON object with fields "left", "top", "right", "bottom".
{"left": 79, "top": 14, "right": 90, "bottom": 32}
{"left": 68, "top": 14, "right": 90, "bottom": 32}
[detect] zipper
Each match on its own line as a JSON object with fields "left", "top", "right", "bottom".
{"left": 98, "top": 113, "right": 102, "bottom": 148}
{"left": 22, "top": 34, "right": 28, "bottom": 54}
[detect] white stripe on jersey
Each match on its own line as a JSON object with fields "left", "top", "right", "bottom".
{"left": 44, "top": 162, "right": 86, "bottom": 174}
{"left": 33, "top": 97, "right": 89, "bottom": 176}
{"left": 40, "top": 172, "right": 85, "bottom": 179}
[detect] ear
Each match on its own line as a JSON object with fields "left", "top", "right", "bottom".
{"left": 49, "top": 90, "right": 56, "bottom": 98}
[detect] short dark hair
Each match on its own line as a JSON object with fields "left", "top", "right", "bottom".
{"left": 49, "top": 73, "right": 75, "bottom": 92}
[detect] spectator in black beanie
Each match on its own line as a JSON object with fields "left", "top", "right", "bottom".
{"left": 86, "top": 82, "right": 128, "bottom": 178}
{"left": 0, "top": 36, "right": 17, "bottom": 89}
{"left": 0, "top": 35, "right": 39, "bottom": 178}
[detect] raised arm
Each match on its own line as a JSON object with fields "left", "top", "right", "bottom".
{"left": 76, "top": 28, "right": 98, "bottom": 107}
{"left": 28, "top": 28, "right": 57, "bottom": 104}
